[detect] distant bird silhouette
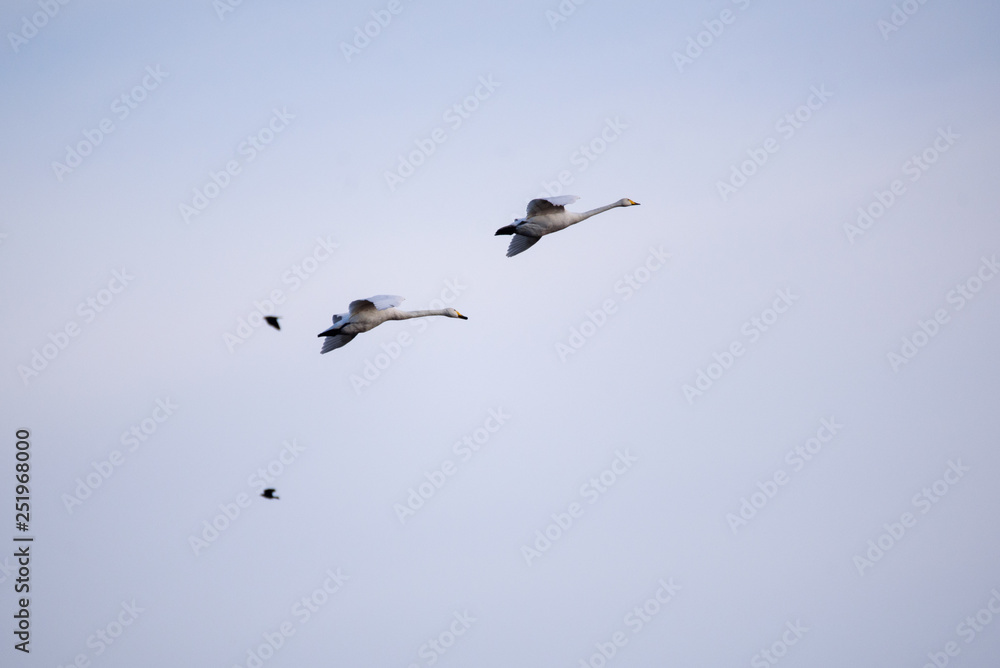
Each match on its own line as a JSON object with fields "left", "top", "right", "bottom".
{"left": 318, "top": 295, "right": 467, "bottom": 353}
{"left": 265, "top": 316, "right": 281, "bottom": 331}
{"left": 261, "top": 488, "right": 279, "bottom": 499}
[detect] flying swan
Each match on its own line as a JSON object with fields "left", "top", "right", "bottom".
{"left": 495, "top": 195, "right": 640, "bottom": 257}
{"left": 318, "top": 295, "right": 468, "bottom": 353}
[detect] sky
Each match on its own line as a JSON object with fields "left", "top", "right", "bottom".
{"left": 2, "top": 0, "right": 1000, "bottom": 666}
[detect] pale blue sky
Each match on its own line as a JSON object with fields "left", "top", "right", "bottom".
{"left": 3, "top": 1, "right": 1000, "bottom": 666}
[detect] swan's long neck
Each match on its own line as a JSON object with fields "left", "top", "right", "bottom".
{"left": 572, "top": 201, "right": 624, "bottom": 224}
{"left": 391, "top": 309, "right": 451, "bottom": 320}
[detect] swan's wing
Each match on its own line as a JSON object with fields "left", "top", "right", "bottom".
{"left": 320, "top": 332, "right": 357, "bottom": 353}
{"left": 543, "top": 195, "right": 580, "bottom": 207}
{"left": 369, "top": 295, "right": 405, "bottom": 310}
{"left": 507, "top": 234, "right": 541, "bottom": 257}
{"left": 349, "top": 295, "right": 404, "bottom": 316}
{"left": 526, "top": 195, "right": 579, "bottom": 217}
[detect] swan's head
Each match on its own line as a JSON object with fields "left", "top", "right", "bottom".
{"left": 619, "top": 198, "right": 640, "bottom": 207}
{"left": 446, "top": 308, "right": 468, "bottom": 320}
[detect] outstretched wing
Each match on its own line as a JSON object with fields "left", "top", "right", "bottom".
{"left": 507, "top": 234, "right": 541, "bottom": 257}
{"left": 526, "top": 195, "right": 579, "bottom": 217}
{"left": 349, "top": 295, "right": 404, "bottom": 316}
{"left": 321, "top": 332, "right": 358, "bottom": 353}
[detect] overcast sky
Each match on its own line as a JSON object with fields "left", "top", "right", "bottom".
{"left": 3, "top": 0, "right": 1000, "bottom": 666}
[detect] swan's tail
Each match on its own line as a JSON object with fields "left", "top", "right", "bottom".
{"left": 495, "top": 224, "right": 517, "bottom": 236}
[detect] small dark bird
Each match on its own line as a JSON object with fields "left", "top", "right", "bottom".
{"left": 261, "top": 488, "right": 279, "bottom": 499}
{"left": 265, "top": 316, "right": 281, "bottom": 331}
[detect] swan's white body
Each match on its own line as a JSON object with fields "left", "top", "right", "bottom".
{"left": 495, "top": 196, "right": 640, "bottom": 257}
{"left": 318, "top": 295, "right": 467, "bottom": 353}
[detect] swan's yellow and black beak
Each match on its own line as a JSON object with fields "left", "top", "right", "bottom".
{"left": 456, "top": 311, "right": 468, "bottom": 320}
{"left": 628, "top": 199, "right": 640, "bottom": 206}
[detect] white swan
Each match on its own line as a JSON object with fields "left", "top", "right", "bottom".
{"left": 495, "top": 195, "right": 640, "bottom": 257}
{"left": 318, "top": 295, "right": 468, "bottom": 353}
